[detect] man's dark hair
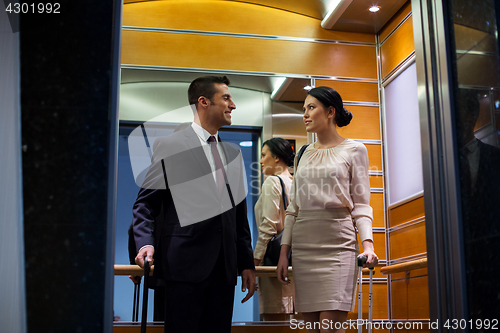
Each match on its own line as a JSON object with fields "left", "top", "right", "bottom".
{"left": 188, "top": 75, "right": 230, "bottom": 106}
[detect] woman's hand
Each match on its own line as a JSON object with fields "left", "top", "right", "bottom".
{"left": 358, "top": 240, "right": 378, "bottom": 268}
{"left": 276, "top": 244, "right": 291, "bottom": 285}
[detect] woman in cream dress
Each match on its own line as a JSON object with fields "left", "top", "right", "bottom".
{"left": 276, "top": 87, "right": 378, "bottom": 333}
{"left": 254, "top": 138, "right": 295, "bottom": 320}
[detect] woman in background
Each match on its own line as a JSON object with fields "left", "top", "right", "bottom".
{"left": 254, "top": 138, "right": 295, "bottom": 321}
{"left": 276, "top": 87, "right": 378, "bottom": 333}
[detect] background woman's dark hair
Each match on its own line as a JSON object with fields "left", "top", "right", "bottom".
{"left": 307, "top": 86, "right": 353, "bottom": 127}
{"left": 263, "top": 138, "right": 295, "bottom": 167}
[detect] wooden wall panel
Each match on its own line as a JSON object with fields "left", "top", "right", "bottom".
{"left": 371, "top": 192, "right": 385, "bottom": 229}
{"left": 366, "top": 144, "right": 382, "bottom": 171}
{"left": 379, "top": 1, "right": 412, "bottom": 42}
{"left": 122, "top": 31, "right": 378, "bottom": 78}
{"left": 337, "top": 106, "right": 380, "bottom": 140}
{"left": 454, "top": 24, "right": 497, "bottom": 53}
{"left": 389, "top": 222, "right": 426, "bottom": 260}
{"left": 358, "top": 232, "right": 386, "bottom": 260}
{"left": 475, "top": 97, "right": 492, "bottom": 131}
{"left": 457, "top": 53, "right": 500, "bottom": 87}
{"left": 391, "top": 268, "right": 427, "bottom": 281}
{"left": 391, "top": 279, "right": 408, "bottom": 319}
{"left": 391, "top": 276, "right": 429, "bottom": 320}
{"left": 388, "top": 196, "right": 425, "bottom": 228}
{"left": 380, "top": 16, "right": 415, "bottom": 79}
{"left": 373, "top": 233, "right": 386, "bottom": 260}
{"left": 361, "top": 266, "right": 387, "bottom": 279}
{"left": 370, "top": 175, "right": 383, "bottom": 188}
{"left": 123, "top": 0, "right": 375, "bottom": 43}
{"left": 315, "top": 80, "right": 379, "bottom": 103}
{"left": 407, "top": 276, "right": 429, "bottom": 319}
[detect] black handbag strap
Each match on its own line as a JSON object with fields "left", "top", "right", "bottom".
{"left": 296, "top": 144, "right": 309, "bottom": 167}
{"left": 269, "top": 144, "right": 308, "bottom": 210}
{"left": 271, "top": 175, "right": 288, "bottom": 209}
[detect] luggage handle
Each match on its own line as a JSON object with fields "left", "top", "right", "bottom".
{"left": 357, "top": 256, "right": 374, "bottom": 333}
{"left": 132, "top": 278, "right": 141, "bottom": 322}
{"left": 358, "top": 256, "right": 368, "bottom": 267}
{"left": 141, "top": 256, "right": 150, "bottom": 333}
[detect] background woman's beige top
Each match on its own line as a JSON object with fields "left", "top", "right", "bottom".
{"left": 282, "top": 139, "right": 373, "bottom": 245}
{"left": 254, "top": 173, "right": 292, "bottom": 260}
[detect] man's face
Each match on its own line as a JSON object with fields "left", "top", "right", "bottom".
{"left": 206, "top": 83, "right": 236, "bottom": 129}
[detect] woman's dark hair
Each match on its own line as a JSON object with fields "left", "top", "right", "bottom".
{"left": 263, "top": 138, "right": 295, "bottom": 167}
{"left": 307, "top": 86, "right": 353, "bottom": 127}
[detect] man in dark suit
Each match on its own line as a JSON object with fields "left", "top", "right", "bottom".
{"left": 457, "top": 89, "right": 500, "bottom": 320}
{"left": 132, "top": 75, "right": 256, "bottom": 333}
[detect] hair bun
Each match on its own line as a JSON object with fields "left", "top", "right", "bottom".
{"left": 337, "top": 107, "right": 353, "bottom": 127}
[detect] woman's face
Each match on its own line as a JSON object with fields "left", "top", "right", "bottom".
{"left": 303, "top": 95, "right": 334, "bottom": 133}
{"left": 260, "top": 144, "right": 278, "bottom": 176}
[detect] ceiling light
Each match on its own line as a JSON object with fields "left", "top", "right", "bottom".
{"left": 271, "top": 78, "right": 292, "bottom": 100}
{"left": 321, "top": 0, "right": 354, "bottom": 29}
{"left": 304, "top": 85, "right": 313, "bottom": 91}
{"left": 239, "top": 141, "right": 253, "bottom": 147}
{"left": 272, "top": 113, "right": 304, "bottom": 118}
{"left": 369, "top": 6, "right": 380, "bottom": 12}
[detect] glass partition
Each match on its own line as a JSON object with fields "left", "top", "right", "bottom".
{"left": 113, "top": 71, "right": 308, "bottom": 323}
{"left": 448, "top": 0, "right": 500, "bottom": 320}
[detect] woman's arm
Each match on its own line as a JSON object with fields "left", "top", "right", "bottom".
{"left": 350, "top": 143, "right": 378, "bottom": 268}
{"left": 254, "top": 176, "right": 284, "bottom": 262}
{"left": 276, "top": 244, "right": 291, "bottom": 285}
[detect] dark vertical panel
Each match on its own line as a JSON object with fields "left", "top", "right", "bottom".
{"left": 20, "top": 1, "right": 120, "bottom": 332}
{"left": 449, "top": 0, "right": 500, "bottom": 321}
{"left": 411, "top": 0, "right": 468, "bottom": 327}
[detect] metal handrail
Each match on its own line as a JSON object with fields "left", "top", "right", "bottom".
{"left": 379, "top": 258, "right": 427, "bottom": 275}
{"left": 114, "top": 265, "right": 293, "bottom": 277}
{"left": 114, "top": 264, "right": 378, "bottom": 277}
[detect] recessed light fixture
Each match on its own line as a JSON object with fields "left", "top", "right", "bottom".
{"left": 369, "top": 5, "right": 380, "bottom": 12}
{"left": 239, "top": 141, "right": 253, "bottom": 147}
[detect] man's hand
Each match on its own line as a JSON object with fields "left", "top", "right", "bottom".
{"left": 135, "top": 246, "right": 155, "bottom": 268}
{"left": 240, "top": 269, "right": 256, "bottom": 303}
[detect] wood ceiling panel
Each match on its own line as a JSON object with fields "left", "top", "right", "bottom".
{"left": 124, "top": 0, "right": 405, "bottom": 35}
{"left": 331, "top": 0, "right": 408, "bottom": 34}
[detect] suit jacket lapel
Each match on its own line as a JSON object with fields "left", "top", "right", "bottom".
{"left": 183, "top": 126, "right": 212, "bottom": 173}
{"left": 218, "top": 137, "right": 240, "bottom": 179}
